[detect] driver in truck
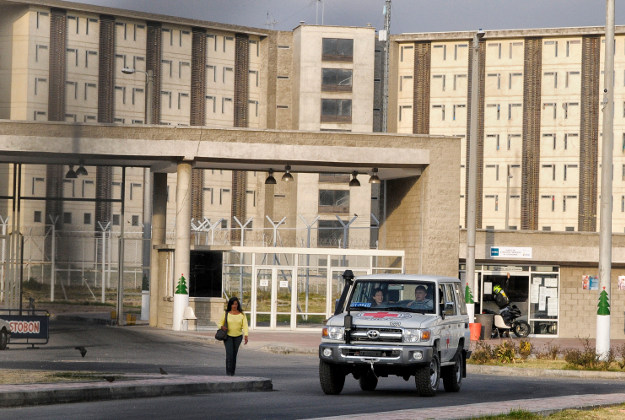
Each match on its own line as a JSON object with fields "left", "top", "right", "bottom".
{"left": 407, "top": 284, "right": 433, "bottom": 310}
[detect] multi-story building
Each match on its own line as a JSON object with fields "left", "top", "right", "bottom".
{"left": 0, "top": 0, "right": 377, "bottom": 263}
{"left": 390, "top": 28, "right": 625, "bottom": 234}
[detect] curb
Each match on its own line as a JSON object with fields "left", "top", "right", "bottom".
{"left": 0, "top": 375, "right": 272, "bottom": 408}
{"left": 467, "top": 364, "right": 625, "bottom": 380}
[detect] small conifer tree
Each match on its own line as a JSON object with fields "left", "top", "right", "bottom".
{"left": 175, "top": 274, "right": 188, "bottom": 295}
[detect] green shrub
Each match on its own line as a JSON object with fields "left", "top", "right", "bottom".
{"left": 470, "top": 341, "right": 495, "bottom": 364}
{"left": 518, "top": 340, "right": 532, "bottom": 360}
{"left": 536, "top": 343, "right": 560, "bottom": 360}
{"left": 495, "top": 340, "right": 516, "bottom": 364}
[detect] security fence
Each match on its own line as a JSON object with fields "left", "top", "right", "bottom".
{"left": 0, "top": 213, "right": 381, "bottom": 311}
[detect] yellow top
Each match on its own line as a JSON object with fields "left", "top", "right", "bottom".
{"left": 218, "top": 312, "right": 249, "bottom": 337}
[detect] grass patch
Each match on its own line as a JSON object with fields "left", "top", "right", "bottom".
{"left": 0, "top": 369, "right": 125, "bottom": 385}
{"left": 473, "top": 404, "right": 625, "bottom": 419}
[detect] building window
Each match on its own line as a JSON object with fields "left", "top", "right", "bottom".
{"left": 131, "top": 215, "right": 139, "bottom": 226}
{"left": 453, "top": 104, "right": 466, "bottom": 121}
{"left": 112, "top": 214, "right": 120, "bottom": 226}
{"left": 318, "top": 220, "right": 345, "bottom": 248}
{"left": 488, "top": 42, "right": 502, "bottom": 59}
{"left": 541, "top": 195, "right": 555, "bottom": 211}
{"left": 321, "top": 68, "right": 352, "bottom": 91}
{"left": 487, "top": 134, "right": 500, "bottom": 151}
{"left": 433, "top": 74, "right": 446, "bottom": 91}
{"left": 34, "top": 211, "right": 42, "bottom": 223}
{"left": 399, "top": 105, "right": 412, "bottom": 122}
{"left": 542, "top": 164, "right": 556, "bottom": 181}
{"left": 453, "top": 74, "right": 467, "bottom": 91}
{"left": 220, "top": 188, "right": 230, "bottom": 205}
{"left": 400, "top": 45, "right": 414, "bottom": 62}
{"left": 321, "top": 99, "right": 352, "bottom": 123}
{"left": 63, "top": 212, "right": 72, "bottom": 224}
{"left": 432, "top": 104, "right": 445, "bottom": 121}
{"left": 319, "top": 190, "right": 350, "bottom": 213}
{"left": 322, "top": 38, "right": 353, "bottom": 62}
{"left": 206, "top": 95, "right": 216, "bottom": 113}
{"left": 487, "top": 73, "right": 501, "bottom": 89}
{"left": 84, "top": 213, "right": 91, "bottom": 225}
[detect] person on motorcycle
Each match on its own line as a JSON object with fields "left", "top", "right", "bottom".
{"left": 492, "top": 284, "right": 509, "bottom": 309}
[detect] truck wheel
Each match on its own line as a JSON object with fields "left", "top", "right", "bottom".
{"left": 513, "top": 321, "right": 531, "bottom": 338}
{"left": 319, "top": 360, "right": 345, "bottom": 395}
{"left": 415, "top": 354, "right": 439, "bottom": 396}
{"left": 359, "top": 370, "right": 378, "bottom": 391}
{"left": 0, "top": 329, "right": 8, "bottom": 350}
{"left": 442, "top": 350, "right": 462, "bottom": 392}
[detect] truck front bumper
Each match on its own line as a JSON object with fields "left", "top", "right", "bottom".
{"left": 319, "top": 342, "right": 433, "bottom": 366}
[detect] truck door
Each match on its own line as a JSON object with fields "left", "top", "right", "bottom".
{"left": 440, "top": 283, "right": 462, "bottom": 361}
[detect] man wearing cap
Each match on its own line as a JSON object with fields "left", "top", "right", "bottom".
{"left": 407, "top": 284, "right": 433, "bottom": 310}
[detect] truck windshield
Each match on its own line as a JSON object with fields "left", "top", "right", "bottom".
{"left": 348, "top": 280, "right": 436, "bottom": 314}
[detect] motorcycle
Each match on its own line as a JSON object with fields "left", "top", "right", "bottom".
{"left": 484, "top": 305, "right": 531, "bottom": 338}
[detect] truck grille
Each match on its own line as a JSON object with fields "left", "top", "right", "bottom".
{"left": 342, "top": 348, "right": 401, "bottom": 358}
{"left": 350, "top": 327, "right": 403, "bottom": 343}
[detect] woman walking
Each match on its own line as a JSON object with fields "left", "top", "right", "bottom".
{"left": 218, "top": 297, "right": 249, "bottom": 376}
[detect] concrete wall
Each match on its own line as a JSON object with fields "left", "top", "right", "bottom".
{"left": 381, "top": 135, "right": 461, "bottom": 277}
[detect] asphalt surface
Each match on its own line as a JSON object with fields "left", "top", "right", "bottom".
{"left": 2, "top": 312, "right": 625, "bottom": 419}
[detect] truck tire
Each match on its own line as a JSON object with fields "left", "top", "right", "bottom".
{"left": 513, "top": 320, "right": 530, "bottom": 338}
{"left": 319, "top": 360, "right": 345, "bottom": 395}
{"left": 0, "top": 329, "right": 8, "bottom": 350}
{"left": 358, "top": 370, "right": 378, "bottom": 391}
{"left": 442, "top": 349, "right": 462, "bottom": 392}
{"left": 415, "top": 354, "right": 439, "bottom": 396}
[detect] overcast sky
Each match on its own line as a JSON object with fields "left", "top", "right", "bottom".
{"left": 75, "top": 0, "right": 622, "bottom": 34}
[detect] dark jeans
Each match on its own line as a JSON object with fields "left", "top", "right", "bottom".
{"left": 224, "top": 335, "right": 243, "bottom": 376}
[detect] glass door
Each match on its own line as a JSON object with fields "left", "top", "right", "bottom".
{"left": 254, "top": 268, "right": 272, "bottom": 328}
{"left": 253, "top": 267, "right": 295, "bottom": 329}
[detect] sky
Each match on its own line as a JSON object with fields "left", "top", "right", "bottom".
{"left": 74, "top": 0, "right": 623, "bottom": 34}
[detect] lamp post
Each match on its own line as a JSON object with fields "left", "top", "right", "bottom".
{"left": 121, "top": 67, "right": 154, "bottom": 323}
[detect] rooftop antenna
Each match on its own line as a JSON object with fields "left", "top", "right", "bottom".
{"left": 265, "top": 11, "right": 278, "bottom": 29}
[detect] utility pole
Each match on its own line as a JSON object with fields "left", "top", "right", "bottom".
{"left": 597, "top": 0, "right": 614, "bottom": 360}
{"left": 382, "top": 0, "right": 391, "bottom": 133}
{"left": 505, "top": 165, "right": 512, "bottom": 230}
{"left": 466, "top": 29, "right": 484, "bottom": 323}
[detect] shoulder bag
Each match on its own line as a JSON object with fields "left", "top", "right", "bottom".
{"left": 215, "top": 310, "right": 228, "bottom": 341}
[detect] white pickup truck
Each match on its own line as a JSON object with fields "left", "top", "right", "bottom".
{"left": 319, "top": 272, "right": 471, "bottom": 396}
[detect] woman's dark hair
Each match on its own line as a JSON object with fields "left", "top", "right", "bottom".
{"left": 372, "top": 288, "right": 384, "bottom": 296}
{"left": 227, "top": 296, "right": 244, "bottom": 312}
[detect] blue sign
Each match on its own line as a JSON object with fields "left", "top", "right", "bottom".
{"left": 491, "top": 247, "right": 500, "bottom": 257}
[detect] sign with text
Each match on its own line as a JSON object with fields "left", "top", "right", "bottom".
{"left": 490, "top": 246, "right": 532, "bottom": 259}
{"left": 0, "top": 310, "right": 50, "bottom": 344}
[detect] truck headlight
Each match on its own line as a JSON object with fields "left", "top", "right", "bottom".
{"left": 322, "top": 326, "right": 345, "bottom": 340}
{"left": 403, "top": 328, "right": 431, "bottom": 343}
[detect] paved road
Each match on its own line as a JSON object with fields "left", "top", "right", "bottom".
{"left": 2, "top": 319, "right": 625, "bottom": 419}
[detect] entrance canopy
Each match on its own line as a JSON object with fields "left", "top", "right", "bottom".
{"left": 0, "top": 120, "right": 427, "bottom": 178}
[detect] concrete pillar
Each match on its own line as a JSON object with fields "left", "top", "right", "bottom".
{"left": 172, "top": 161, "right": 192, "bottom": 331}
{"left": 149, "top": 172, "right": 167, "bottom": 327}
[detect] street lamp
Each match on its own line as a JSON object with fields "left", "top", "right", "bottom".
{"left": 121, "top": 67, "right": 154, "bottom": 323}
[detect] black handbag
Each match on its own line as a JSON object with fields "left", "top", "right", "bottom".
{"left": 215, "top": 310, "right": 228, "bottom": 341}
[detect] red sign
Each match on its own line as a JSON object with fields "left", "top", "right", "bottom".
{"left": 362, "top": 312, "right": 399, "bottom": 319}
